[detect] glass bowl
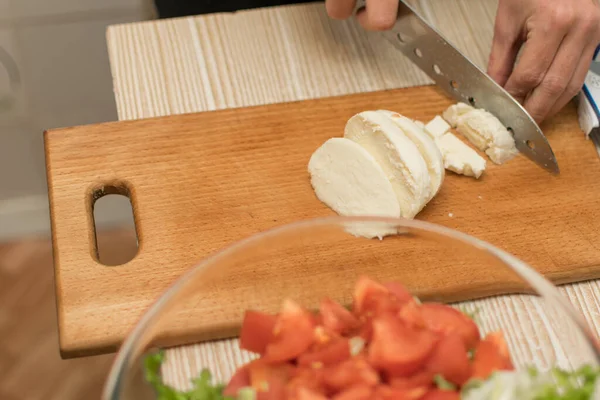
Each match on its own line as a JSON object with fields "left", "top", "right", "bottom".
{"left": 102, "top": 216, "right": 600, "bottom": 399}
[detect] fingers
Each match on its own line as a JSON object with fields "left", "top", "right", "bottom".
{"left": 503, "top": 19, "right": 569, "bottom": 105}
{"left": 487, "top": 3, "right": 523, "bottom": 87}
{"left": 519, "top": 8, "right": 600, "bottom": 122}
{"left": 545, "top": 43, "right": 597, "bottom": 120}
{"left": 325, "top": 0, "right": 356, "bottom": 20}
{"left": 324, "top": 0, "right": 400, "bottom": 31}
{"left": 356, "top": 0, "right": 399, "bottom": 31}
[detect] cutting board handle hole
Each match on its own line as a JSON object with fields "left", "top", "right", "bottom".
{"left": 91, "top": 186, "right": 139, "bottom": 266}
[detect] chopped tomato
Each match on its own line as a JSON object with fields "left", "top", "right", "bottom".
{"left": 471, "top": 331, "right": 514, "bottom": 379}
{"left": 425, "top": 333, "right": 471, "bottom": 386}
{"left": 320, "top": 298, "right": 360, "bottom": 335}
{"left": 223, "top": 365, "right": 250, "bottom": 397}
{"left": 420, "top": 389, "right": 461, "bottom": 400}
{"left": 374, "top": 385, "right": 428, "bottom": 400}
{"left": 248, "top": 360, "right": 294, "bottom": 390}
{"left": 228, "top": 275, "right": 515, "bottom": 400}
{"left": 323, "top": 357, "right": 380, "bottom": 392}
{"left": 368, "top": 314, "right": 438, "bottom": 377}
{"left": 389, "top": 370, "right": 434, "bottom": 390}
{"left": 298, "top": 338, "right": 351, "bottom": 367}
{"left": 383, "top": 282, "right": 414, "bottom": 304}
{"left": 287, "top": 367, "right": 327, "bottom": 395}
{"left": 332, "top": 384, "right": 373, "bottom": 400}
{"left": 419, "top": 303, "right": 480, "bottom": 349}
{"left": 239, "top": 310, "right": 277, "bottom": 354}
{"left": 398, "top": 301, "right": 427, "bottom": 330}
{"left": 292, "top": 386, "right": 329, "bottom": 400}
{"left": 263, "top": 300, "right": 316, "bottom": 363}
{"left": 353, "top": 276, "right": 399, "bottom": 315}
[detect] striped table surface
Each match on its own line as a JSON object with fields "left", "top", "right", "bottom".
{"left": 106, "top": 0, "right": 600, "bottom": 390}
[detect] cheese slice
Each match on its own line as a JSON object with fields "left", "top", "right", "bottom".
{"left": 308, "top": 138, "right": 400, "bottom": 238}
{"left": 344, "top": 111, "right": 431, "bottom": 219}
{"left": 424, "top": 115, "right": 451, "bottom": 140}
{"left": 455, "top": 109, "right": 518, "bottom": 165}
{"left": 436, "top": 133, "right": 486, "bottom": 179}
{"left": 378, "top": 110, "right": 444, "bottom": 200}
{"left": 442, "top": 102, "right": 474, "bottom": 128}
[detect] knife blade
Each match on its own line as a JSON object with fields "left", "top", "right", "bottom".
{"left": 354, "top": 0, "right": 559, "bottom": 174}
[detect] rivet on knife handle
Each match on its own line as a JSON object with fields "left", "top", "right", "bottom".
{"left": 353, "top": 0, "right": 560, "bottom": 175}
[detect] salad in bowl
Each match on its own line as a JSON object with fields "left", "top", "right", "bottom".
{"left": 101, "top": 217, "right": 600, "bottom": 400}
{"left": 144, "top": 276, "right": 600, "bottom": 400}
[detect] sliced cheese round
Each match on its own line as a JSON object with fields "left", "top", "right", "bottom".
{"left": 344, "top": 111, "right": 430, "bottom": 219}
{"left": 308, "top": 137, "right": 401, "bottom": 220}
{"left": 377, "top": 110, "right": 444, "bottom": 200}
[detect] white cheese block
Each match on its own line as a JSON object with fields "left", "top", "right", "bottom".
{"left": 414, "top": 120, "right": 426, "bottom": 130}
{"left": 455, "top": 109, "right": 518, "bottom": 164}
{"left": 378, "top": 110, "right": 444, "bottom": 200}
{"left": 308, "top": 138, "right": 400, "bottom": 239}
{"left": 344, "top": 111, "right": 431, "bottom": 219}
{"left": 435, "top": 133, "right": 486, "bottom": 179}
{"left": 424, "top": 115, "right": 451, "bottom": 140}
{"left": 442, "top": 102, "right": 475, "bottom": 128}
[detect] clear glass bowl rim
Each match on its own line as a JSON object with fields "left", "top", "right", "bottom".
{"left": 102, "top": 215, "right": 600, "bottom": 399}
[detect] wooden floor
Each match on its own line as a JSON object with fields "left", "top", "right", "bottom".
{"left": 0, "top": 229, "right": 138, "bottom": 400}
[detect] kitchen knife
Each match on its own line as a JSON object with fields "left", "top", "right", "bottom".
{"left": 354, "top": 0, "right": 560, "bottom": 174}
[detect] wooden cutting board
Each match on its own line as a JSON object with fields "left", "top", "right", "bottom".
{"left": 45, "top": 85, "right": 600, "bottom": 358}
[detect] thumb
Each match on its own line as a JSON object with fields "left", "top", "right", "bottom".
{"left": 487, "top": 6, "right": 522, "bottom": 87}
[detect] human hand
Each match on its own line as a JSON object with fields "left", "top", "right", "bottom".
{"left": 488, "top": 0, "right": 600, "bottom": 123}
{"left": 325, "top": 0, "right": 398, "bottom": 31}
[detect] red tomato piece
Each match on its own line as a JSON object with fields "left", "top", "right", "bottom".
{"left": 239, "top": 310, "right": 277, "bottom": 354}
{"left": 420, "top": 389, "right": 461, "bottom": 400}
{"left": 293, "top": 387, "right": 329, "bottom": 400}
{"left": 320, "top": 298, "right": 360, "bottom": 335}
{"left": 287, "top": 366, "right": 327, "bottom": 394}
{"left": 374, "top": 385, "right": 428, "bottom": 400}
{"left": 223, "top": 365, "right": 251, "bottom": 397}
{"left": 368, "top": 314, "right": 438, "bottom": 377}
{"left": 248, "top": 361, "right": 294, "bottom": 390}
{"left": 332, "top": 384, "right": 374, "bottom": 400}
{"left": 471, "top": 331, "right": 514, "bottom": 380}
{"left": 383, "top": 282, "right": 414, "bottom": 304}
{"left": 353, "top": 276, "right": 398, "bottom": 315}
{"left": 419, "top": 303, "right": 480, "bottom": 349}
{"left": 298, "top": 338, "right": 351, "bottom": 367}
{"left": 263, "top": 300, "right": 316, "bottom": 363}
{"left": 425, "top": 333, "right": 471, "bottom": 386}
{"left": 323, "top": 356, "right": 380, "bottom": 392}
{"left": 398, "top": 301, "right": 427, "bottom": 330}
{"left": 389, "top": 370, "right": 434, "bottom": 390}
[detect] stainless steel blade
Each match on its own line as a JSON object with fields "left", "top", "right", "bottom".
{"left": 354, "top": 0, "right": 559, "bottom": 174}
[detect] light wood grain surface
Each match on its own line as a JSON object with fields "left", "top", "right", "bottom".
{"left": 104, "top": 0, "right": 600, "bottom": 390}
{"left": 45, "top": 85, "right": 600, "bottom": 358}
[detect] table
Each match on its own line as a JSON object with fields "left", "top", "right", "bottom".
{"left": 106, "top": 0, "right": 600, "bottom": 390}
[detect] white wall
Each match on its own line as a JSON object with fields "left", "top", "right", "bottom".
{"left": 0, "top": 0, "right": 154, "bottom": 240}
